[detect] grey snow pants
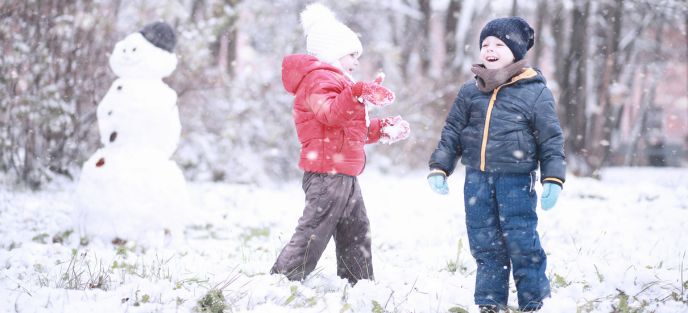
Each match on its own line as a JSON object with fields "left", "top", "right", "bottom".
{"left": 270, "top": 172, "right": 374, "bottom": 284}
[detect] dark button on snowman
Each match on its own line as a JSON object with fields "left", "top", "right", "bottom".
{"left": 75, "top": 22, "right": 191, "bottom": 246}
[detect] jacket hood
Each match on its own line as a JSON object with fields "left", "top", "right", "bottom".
{"left": 282, "top": 54, "right": 342, "bottom": 94}
{"left": 514, "top": 67, "right": 546, "bottom": 85}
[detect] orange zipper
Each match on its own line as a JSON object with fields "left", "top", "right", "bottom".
{"left": 479, "top": 68, "right": 538, "bottom": 171}
{"left": 480, "top": 88, "right": 500, "bottom": 171}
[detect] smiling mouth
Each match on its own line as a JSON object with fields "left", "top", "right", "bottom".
{"left": 486, "top": 56, "right": 499, "bottom": 62}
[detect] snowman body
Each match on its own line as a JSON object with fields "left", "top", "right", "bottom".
{"left": 75, "top": 26, "right": 190, "bottom": 244}
{"left": 97, "top": 78, "right": 180, "bottom": 157}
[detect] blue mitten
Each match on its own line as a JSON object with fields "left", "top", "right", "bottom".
{"left": 541, "top": 183, "right": 562, "bottom": 210}
{"left": 427, "top": 171, "right": 449, "bottom": 195}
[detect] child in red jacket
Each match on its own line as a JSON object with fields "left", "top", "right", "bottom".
{"left": 271, "top": 3, "right": 410, "bottom": 284}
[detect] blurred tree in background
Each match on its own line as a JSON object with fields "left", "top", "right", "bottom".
{"left": 0, "top": 0, "right": 116, "bottom": 188}
{"left": 1, "top": 0, "right": 686, "bottom": 188}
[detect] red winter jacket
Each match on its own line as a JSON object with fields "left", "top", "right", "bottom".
{"left": 282, "top": 54, "right": 383, "bottom": 176}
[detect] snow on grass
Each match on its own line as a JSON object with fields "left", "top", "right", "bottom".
{"left": 1, "top": 167, "right": 687, "bottom": 312}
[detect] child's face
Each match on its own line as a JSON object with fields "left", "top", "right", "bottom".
{"left": 480, "top": 36, "right": 515, "bottom": 70}
{"left": 338, "top": 52, "right": 360, "bottom": 74}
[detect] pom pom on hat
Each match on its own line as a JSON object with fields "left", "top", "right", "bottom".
{"left": 479, "top": 17, "right": 534, "bottom": 61}
{"left": 300, "top": 3, "right": 362, "bottom": 64}
{"left": 140, "top": 21, "right": 176, "bottom": 53}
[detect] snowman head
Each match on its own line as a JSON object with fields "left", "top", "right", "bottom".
{"left": 109, "top": 22, "right": 178, "bottom": 79}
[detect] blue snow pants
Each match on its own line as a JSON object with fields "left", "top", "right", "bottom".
{"left": 463, "top": 167, "right": 550, "bottom": 311}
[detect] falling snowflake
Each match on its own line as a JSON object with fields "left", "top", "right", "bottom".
{"left": 306, "top": 151, "right": 318, "bottom": 160}
{"left": 513, "top": 150, "right": 524, "bottom": 159}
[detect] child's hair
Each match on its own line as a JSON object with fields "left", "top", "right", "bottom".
{"left": 300, "top": 3, "right": 362, "bottom": 64}
{"left": 479, "top": 17, "right": 534, "bottom": 61}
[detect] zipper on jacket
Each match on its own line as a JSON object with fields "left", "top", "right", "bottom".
{"left": 480, "top": 88, "right": 500, "bottom": 171}
{"left": 479, "top": 68, "right": 538, "bottom": 172}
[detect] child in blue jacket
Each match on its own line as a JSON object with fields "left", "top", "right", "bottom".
{"left": 427, "top": 17, "right": 566, "bottom": 312}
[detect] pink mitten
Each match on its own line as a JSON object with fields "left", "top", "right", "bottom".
{"left": 352, "top": 81, "right": 395, "bottom": 107}
{"left": 380, "top": 115, "right": 410, "bottom": 144}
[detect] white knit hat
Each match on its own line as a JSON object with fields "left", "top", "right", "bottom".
{"left": 300, "top": 3, "right": 362, "bottom": 64}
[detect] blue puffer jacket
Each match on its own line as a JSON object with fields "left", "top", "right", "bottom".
{"left": 429, "top": 68, "right": 566, "bottom": 186}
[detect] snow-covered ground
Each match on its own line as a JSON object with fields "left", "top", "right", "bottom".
{"left": 1, "top": 167, "right": 687, "bottom": 313}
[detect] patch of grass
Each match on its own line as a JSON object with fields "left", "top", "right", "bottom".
{"left": 281, "top": 284, "right": 319, "bottom": 308}
{"left": 51, "top": 249, "right": 111, "bottom": 290}
{"left": 115, "top": 245, "right": 128, "bottom": 257}
{"left": 372, "top": 300, "right": 384, "bottom": 313}
{"left": 193, "top": 267, "right": 246, "bottom": 312}
{"left": 446, "top": 238, "right": 468, "bottom": 274}
{"left": 186, "top": 223, "right": 228, "bottom": 240}
{"left": 31, "top": 233, "right": 49, "bottom": 244}
{"left": 552, "top": 273, "right": 571, "bottom": 288}
{"left": 240, "top": 226, "right": 270, "bottom": 242}
{"left": 339, "top": 284, "right": 350, "bottom": 312}
{"left": 339, "top": 303, "right": 352, "bottom": 313}
{"left": 175, "top": 277, "right": 211, "bottom": 290}
{"left": 448, "top": 306, "right": 469, "bottom": 313}
{"left": 195, "top": 289, "right": 226, "bottom": 313}
{"left": 678, "top": 251, "right": 688, "bottom": 303}
{"left": 111, "top": 252, "right": 176, "bottom": 284}
{"left": 576, "top": 299, "right": 599, "bottom": 313}
{"left": 111, "top": 259, "right": 138, "bottom": 275}
{"left": 284, "top": 285, "right": 298, "bottom": 305}
{"left": 128, "top": 290, "right": 151, "bottom": 307}
{"left": 613, "top": 289, "right": 632, "bottom": 313}
{"left": 52, "top": 229, "right": 73, "bottom": 244}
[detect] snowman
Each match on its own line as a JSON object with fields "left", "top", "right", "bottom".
{"left": 75, "top": 21, "right": 191, "bottom": 246}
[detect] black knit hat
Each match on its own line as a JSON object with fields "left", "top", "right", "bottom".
{"left": 139, "top": 21, "right": 176, "bottom": 53}
{"left": 479, "top": 17, "right": 534, "bottom": 61}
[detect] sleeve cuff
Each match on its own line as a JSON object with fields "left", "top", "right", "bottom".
{"left": 427, "top": 168, "right": 447, "bottom": 179}
{"left": 543, "top": 177, "right": 564, "bottom": 188}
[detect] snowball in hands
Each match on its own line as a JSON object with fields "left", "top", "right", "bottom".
{"left": 380, "top": 115, "right": 410, "bottom": 144}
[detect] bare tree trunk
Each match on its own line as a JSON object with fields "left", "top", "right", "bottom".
{"left": 23, "top": 117, "right": 36, "bottom": 186}
{"left": 511, "top": 0, "right": 518, "bottom": 16}
{"left": 559, "top": 0, "right": 591, "bottom": 176}
{"left": 418, "top": 0, "right": 431, "bottom": 76}
{"left": 615, "top": 8, "right": 656, "bottom": 165}
{"left": 191, "top": 0, "right": 205, "bottom": 21}
{"left": 443, "top": 0, "right": 461, "bottom": 69}
{"left": 210, "top": 0, "right": 241, "bottom": 77}
{"left": 551, "top": 2, "right": 567, "bottom": 94}
{"left": 532, "top": 0, "right": 547, "bottom": 68}
{"left": 625, "top": 15, "right": 666, "bottom": 166}
{"left": 399, "top": 0, "right": 419, "bottom": 80}
{"left": 587, "top": 0, "right": 624, "bottom": 174}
